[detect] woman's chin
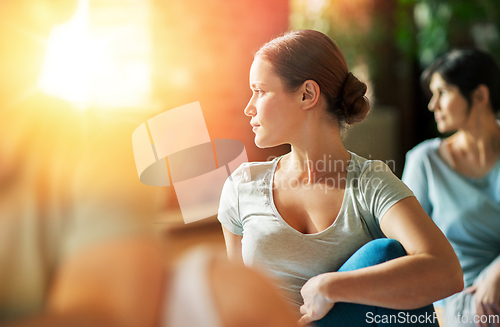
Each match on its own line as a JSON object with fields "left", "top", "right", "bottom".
{"left": 436, "top": 125, "right": 456, "bottom": 134}
{"left": 255, "top": 142, "right": 273, "bottom": 149}
{"left": 255, "top": 141, "right": 286, "bottom": 149}
{"left": 254, "top": 137, "right": 278, "bottom": 149}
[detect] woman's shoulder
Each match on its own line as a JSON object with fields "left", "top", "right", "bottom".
{"left": 229, "top": 156, "right": 282, "bottom": 183}
{"left": 406, "top": 138, "right": 442, "bottom": 160}
{"left": 347, "top": 152, "right": 412, "bottom": 200}
{"left": 345, "top": 153, "right": 403, "bottom": 192}
{"left": 348, "top": 152, "right": 395, "bottom": 177}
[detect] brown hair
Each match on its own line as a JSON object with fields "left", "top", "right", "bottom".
{"left": 255, "top": 29, "right": 369, "bottom": 125}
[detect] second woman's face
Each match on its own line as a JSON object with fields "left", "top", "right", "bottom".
{"left": 244, "top": 57, "right": 302, "bottom": 148}
{"left": 428, "top": 73, "right": 470, "bottom": 133}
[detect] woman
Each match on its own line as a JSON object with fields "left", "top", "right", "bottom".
{"left": 218, "top": 29, "right": 463, "bottom": 326}
{"left": 403, "top": 49, "right": 500, "bottom": 327}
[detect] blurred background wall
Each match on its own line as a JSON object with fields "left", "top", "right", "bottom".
{"left": 151, "top": 0, "right": 290, "bottom": 162}
{"left": 30, "top": 0, "right": 500, "bottom": 224}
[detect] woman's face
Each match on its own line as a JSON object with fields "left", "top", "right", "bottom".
{"left": 244, "top": 57, "right": 302, "bottom": 148}
{"left": 428, "top": 72, "right": 470, "bottom": 133}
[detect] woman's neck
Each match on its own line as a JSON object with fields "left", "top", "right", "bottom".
{"left": 444, "top": 108, "right": 500, "bottom": 176}
{"left": 282, "top": 120, "right": 350, "bottom": 183}
{"left": 453, "top": 112, "right": 500, "bottom": 163}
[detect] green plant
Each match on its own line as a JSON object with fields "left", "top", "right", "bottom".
{"left": 396, "top": 0, "right": 500, "bottom": 67}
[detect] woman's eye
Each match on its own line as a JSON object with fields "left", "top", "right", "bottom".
{"left": 432, "top": 90, "right": 444, "bottom": 98}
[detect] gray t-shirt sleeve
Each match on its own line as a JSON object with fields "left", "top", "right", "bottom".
{"left": 217, "top": 166, "right": 243, "bottom": 236}
{"left": 359, "top": 160, "right": 415, "bottom": 224}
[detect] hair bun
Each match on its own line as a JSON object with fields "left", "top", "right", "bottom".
{"left": 341, "top": 72, "right": 370, "bottom": 125}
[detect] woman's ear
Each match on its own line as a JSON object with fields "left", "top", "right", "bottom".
{"left": 300, "top": 80, "right": 321, "bottom": 110}
{"left": 472, "top": 84, "right": 490, "bottom": 109}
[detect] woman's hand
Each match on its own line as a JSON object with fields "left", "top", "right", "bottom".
{"left": 465, "top": 267, "right": 500, "bottom": 327}
{"left": 298, "top": 273, "right": 335, "bottom": 326}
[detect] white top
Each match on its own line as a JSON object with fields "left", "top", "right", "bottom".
{"left": 218, "top": 152, "right": 414, "bottom": 308}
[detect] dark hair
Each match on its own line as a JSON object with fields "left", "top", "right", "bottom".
{"left": 421, "top": 49, "right": 500, "bottom": 114}
{"left": 255, "top": 29, "right": 370, "bottom": 125}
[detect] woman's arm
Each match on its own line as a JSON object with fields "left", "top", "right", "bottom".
{"left": 299, "top": 197, "right": 463, "bottom": 325}
{"left": 221, "top": 225, "right": 244, "bottom": 263}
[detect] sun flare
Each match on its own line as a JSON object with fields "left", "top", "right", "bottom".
{"left": 38, "top": 0, "right": 152, "bottom": 110}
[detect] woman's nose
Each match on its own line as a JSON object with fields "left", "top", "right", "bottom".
{"left": 244, "top": 99, "right": 256, "bottom": 117}
{"left": 428, "top": 96, "right": 438, "bottom": 112}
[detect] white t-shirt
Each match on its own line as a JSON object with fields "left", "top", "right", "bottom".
{"left": 218, "top": 152, "right": 413, "bottom": 308}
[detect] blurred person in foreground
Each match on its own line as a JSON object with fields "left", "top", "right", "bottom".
{"left": 0, "top": 1, "right": 296, "bottom": 326}
{"left": 403, "top": 49, "right": 500, "bottom": 327}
